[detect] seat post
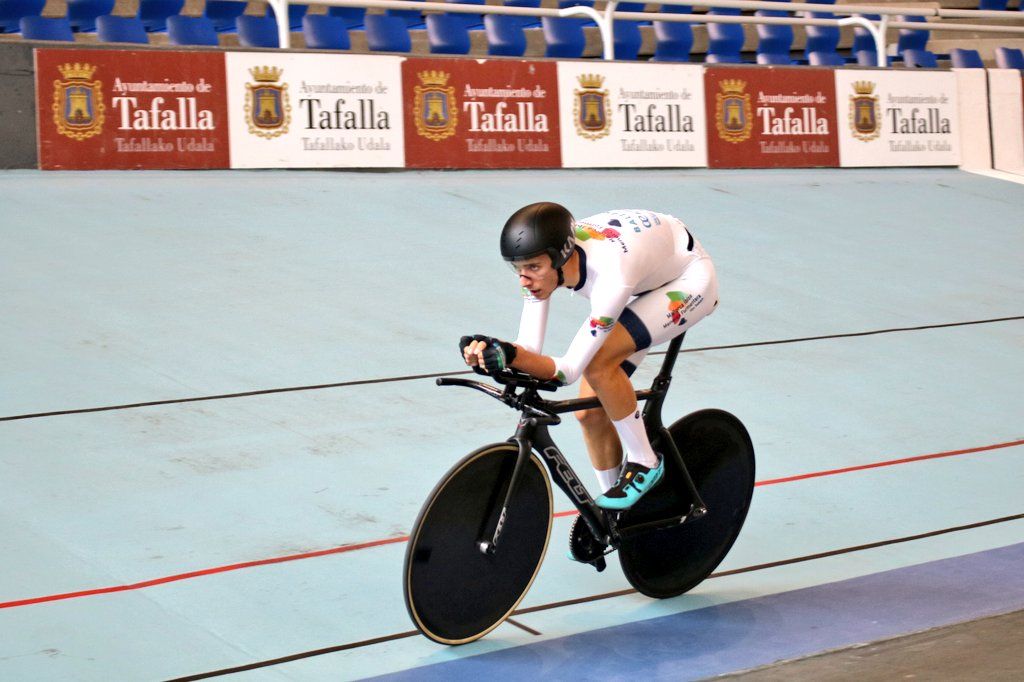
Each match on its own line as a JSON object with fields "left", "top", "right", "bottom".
{"left": 655, "top": 332, "right": 685, "bottom": 386}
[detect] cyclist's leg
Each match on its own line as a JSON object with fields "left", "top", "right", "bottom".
{"left": 575, "top": 377, "right": 622, "bottom": 492}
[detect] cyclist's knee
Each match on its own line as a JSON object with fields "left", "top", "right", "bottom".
{"left": 583, "top": 360, "right": 621, "bottom": 390}
{"left": 574, "top": 406, "right": 608, "bottom": 429}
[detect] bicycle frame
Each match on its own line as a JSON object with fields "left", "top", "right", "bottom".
{"left": 440, "top": 332, "right": 708, "bottom": 557}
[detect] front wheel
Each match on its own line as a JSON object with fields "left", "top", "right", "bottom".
{"left": 403, "top": 443, "right": 553, "bottom": 645}
{"left": 618, "top": 409, "right": 755, "bottom": 598}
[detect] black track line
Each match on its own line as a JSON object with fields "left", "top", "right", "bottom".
{"left": 165, "top": 512, "right": 1024, "bottom": 681}
{"left": 4, "top": 316, "right": 1021, "bottom": 423}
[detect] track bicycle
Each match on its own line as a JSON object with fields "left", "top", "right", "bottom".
{"left": 403, "top": 333, "right": 756, "bottom": 645}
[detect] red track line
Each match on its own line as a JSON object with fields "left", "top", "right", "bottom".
{"left": 2, "top": 438, "right": 1021, "bottom": 611}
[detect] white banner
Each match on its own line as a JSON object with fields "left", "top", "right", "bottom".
{"left": 226, "top": 53, "right": 405, "bottom": 169}
{"left": 835, "top": 69, "right": 960, "bottom": 167}
{"left": 557, "top": 62, "right": 707, "bottom": 168}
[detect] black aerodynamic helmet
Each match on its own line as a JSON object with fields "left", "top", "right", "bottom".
{"left": 500, "top": 202, "right": 576, "bottom": 269}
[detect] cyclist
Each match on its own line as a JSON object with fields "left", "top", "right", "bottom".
{"left": 462, "top": 202, "right": 718, "bottom": 511}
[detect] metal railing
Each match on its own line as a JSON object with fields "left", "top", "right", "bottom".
{"left": 251, "top": 0, "right": 1024, "bottom": 66}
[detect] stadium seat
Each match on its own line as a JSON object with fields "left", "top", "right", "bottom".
{"left": 978, "top": 0, "right": 1008, "bottom": 9}
{"left": 658, "top": 3, "right": 693, "bottom": 13}
{"left": 559, "top": 0, "right": 595, "bottom": 26}
{"left": 138, "top": 0, "right": 183, "bottom": 32}
{"left": 302, "top": 14, "right": 350, "bottom": 49}
{"left": 504, "top": 0, "right": 540, "bottom": 28}
{"left": 96, "top": 14, "right": 149, "bottom": 43}
{"left": 995, "top": 46, "right": 1024, "bottom": 69}
{"left": 855, "top": 49, "right": 881, "bottom": 66}
{"left": 0, "top": 0, "right": 45, "bottom": 33}
{"left": 66, "top": 0, "right": 114, "bottom": 32}
{"left": 850, "top": 13, "right": 879, "bottom": 61}
{"left": 285, "top": 4, "right": 307, "bottom": 30}
{"left": 167, "top": 14, "right": 218, "bottom": 45}
{"left": 19, "top": 15, "right": 74, "bottom": 40}
{"left": 386, "top": 0, "right": 425, "bottom": 28}
{"left": 808, "top": 50, "right": 845, "bottom": 66}
{"left": 445, "top": 0, "right": 484, "bottom": 29}
{"left": 236, "top": 14, "right": 278, "bottom": 47}
{"left": 896, "top": 15, "right": 929, "bottom": 55}
{"left": 706, "top": 10, "right": 743, "bottom": 64}
{"left": 484, "top": 14, "right": 526, "bottom": 56}
{"left": 613, "top": 20, "right": 642, "bottom": 60}
{"left": 903, "top": 48, "right": 937, "bottom": 68}
{"left": 949, "top": 47, "right": 983, "bottom": 68}
{"left": 365, "top": 14, "right": 412, "bottom": 52}
{"left": 803, "top": 15, "right": 839, "bottom": 64}
{"left": 542, "top": 15, "right": 586, "bottom": 58}
{"left": 755, "top": 10, "right": 794, "bottom": 65}
{"left": 204, "top": 0, "right": 245, "bottom": 32}
{"left": 327, "top": 6, "right": 365, "bottom": 29}
{"left": 616, "top": 2, "right": 649, "bottom": 26}
{"left": 426, "top": 13, "right": 471, "bottom": 54}
{"left": 651, "top": 18, "right": 692, "bottom": 62}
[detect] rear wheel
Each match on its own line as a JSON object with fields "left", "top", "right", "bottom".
{"left": 404, "top": 443, "right": 553, "bottom": 644}
{"left": 618, "top": 409, "right": 755, "bottom": 598}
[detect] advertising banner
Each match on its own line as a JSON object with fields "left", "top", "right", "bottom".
{"left": 35, "top": 49, "right": 229, "bottom": 170}
{"left": 225, "top": 53, "right": 404, "bottom": 169}
{"left": 704, "top": 67, "right": 839, "bottom": 168}
{"left": 402, "top": 58, "right": 561, "bottom": 169}
{"left": 835, "top": 70, "right": 960, "bottom": 167}
{"left": 557, "top": 62, "right": 707, "bottom": 168}
{"left": 986, "top": 68, "right": 1024, "bottom": 174}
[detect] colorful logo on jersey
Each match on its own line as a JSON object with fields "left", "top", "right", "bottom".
{"left": 575, "top": 225, "right": 621, "bottom": 241}
{"left": 574, "top": 73, "right": 611, "bottom": 140}
{"left": 555, "top": 370, "right": 567, "bottom": 384}
{"left": 589, "top": 316, "right": 615, "bottom": 336}
{"left": 665, "top": 291, "right": 702, "bottom": 327}
{"left": 715, "top": 79, "right": 753, "bottom": 144}
{"left": 246, "top": 66, "right": 290, "bottom": 138}
{"left": 53, "top": 62, "right": 105, "bottom": 141}
{"left": 849, "top": 80, "right": 881, "bottom": 142}
{"left": 414, "top": 70, "right": 457, "bottom": 141}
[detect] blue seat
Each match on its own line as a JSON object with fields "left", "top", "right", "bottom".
{"left": 657, "top": 3, "right": 692, "bottom": 13}
{"left": 138, "top": 0, "right": 183, "bottom": 32}
{"left": 903, "top": 48, "right": 937, "bottom": 68}
{"left": 236, "top": 14, "right": 278, "bottom": 47}
{"left": 484, "top": 14, "right": 525, "bottom": 56}
{"left": 426, "top": 13, "right": 470, "bottom": 54}
{"left": 0, "top": 0, "right": 45, "bottom": 33}
{"left": 365, "top": 13, "right": 411, "bottom": 52}
{"left": 504, "top": 0, "right": 540, "bottom": 28}
{"left": 755, "top": 10, "right": 793, "bottom": 64}
{"left": 386, "top": 0, "right": 425, "bottom": 28}
{"left": 542, "top": 15, "right": 586, "bottom": 58}
{"left": 803, "top": 14, "right": 839, "bottom": 64}
{"left": 616, "top": 2, "right": 649, "bottom": 26}
{"left": 949, "top": 47, "right": 983, "bottom": 68}
{"left": 67, "top": 0, "right": 114, "bottom": 32}
{"left": 855, "top": 49, "right": 889, "bottom": 67}
{"left": 706, "top": 10, "right": 743, "bottom": 63}
{"left": 995, "top": 46, "right": 1024, "bottom": 69}
{"left": 613, "top": 20, "right": 642, "bottom": 60}
{"left": 850, "top": 13, "right": 879, "bottom": 59}
{"left": 327, "top": 6, "right": 365, "bottom": 29}
{"left": 978, "top": 0, "right": 1007, "bottom": 9}
{"left": 651, "top": 18, "right": 692, "bottom": 62}
{"left": 808, "top": 50, "right": 844, "bottom": 66}
{"left": 446, "top": 0, "right": 483, "bottom": 29}
{"left": 302, "top": 14, "right": 349, "bottom": 49}
{"left": 204, "top": 0, "right": 244, "bottom": 32}
{"left": 20, "top": 15, "right": 73, "bottom": 39}
{"left": 286, "top": 4, "right": 307, "bottom": 30}
{"left": 97, "top": 14, "right": 149, "bottom": 42}
{"left": 896, "top": 15, "right": 929, "bottom": 55}
{"left": 167, "top": 14, "right": 218, "bottom": 45}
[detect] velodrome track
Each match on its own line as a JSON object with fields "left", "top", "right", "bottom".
{"left": 1, "top": 167, "right": 1022, "bottom": 680}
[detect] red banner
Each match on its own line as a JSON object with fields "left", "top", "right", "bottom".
{"left": 402, "top": 58, "right": 561, "bottom": 169}
{"left": 705, "top": 67, "right": 839, "bottom": 168}
{"left": 35, "top": 49, "right": 229, "bottom": 170}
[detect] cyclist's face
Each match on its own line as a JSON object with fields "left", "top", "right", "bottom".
{"left": 509, "top": 256, "right": 557, "bottom": 299}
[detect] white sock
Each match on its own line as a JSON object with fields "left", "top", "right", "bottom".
{"left": 595, "top": 465, "right": 621, "bottom": 494}
{"left": 612, "top": 410, "right": 660, "bottom": 468}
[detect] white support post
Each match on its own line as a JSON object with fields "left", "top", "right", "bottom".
{"left": 265, "top": 0, "right": 291, "bottom": 49}
{"left": 560, "top": 5, "right": 612, "bottom": 60}
{"left": 838, "top": 15, "right": 887, "bottom": 68}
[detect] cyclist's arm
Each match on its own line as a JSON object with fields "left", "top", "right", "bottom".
{"left": 551, "top": 284, "right": 633, "bottom": 385}
{"left": 513, "top": 292, "right": 549, "bottom": 354}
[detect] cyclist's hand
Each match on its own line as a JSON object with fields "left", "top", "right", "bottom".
{"left": 459, "top": 335, "right": 517, "bottom": 375}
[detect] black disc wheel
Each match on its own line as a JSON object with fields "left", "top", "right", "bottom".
{"left": 403, "top": 443, "right": 553, "bottom": 645}
{"left": 618, "top": 409, "right": 755, "bottom": 598}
